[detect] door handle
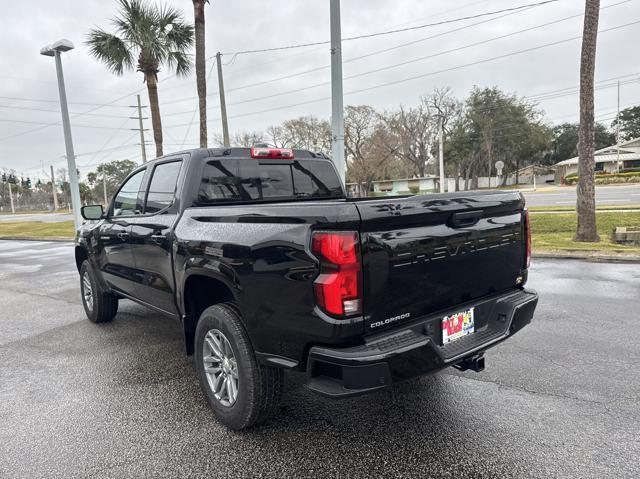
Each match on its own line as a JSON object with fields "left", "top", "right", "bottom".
{"left": 117, "top": 231, "right": 130, "bottom": 241}
{"left": 150, "top": 234, "right": 166, "bottom": 245}
{"left": 448, "top": 210, "right": 483, "bottom": 228}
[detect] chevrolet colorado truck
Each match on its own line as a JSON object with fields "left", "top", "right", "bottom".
{"left": 75, "top": 147, "right": 537, "bottom": 429}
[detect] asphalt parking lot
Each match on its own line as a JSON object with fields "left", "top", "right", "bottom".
{"left": 1, "top": 240, "right": 639, "bottom": 478}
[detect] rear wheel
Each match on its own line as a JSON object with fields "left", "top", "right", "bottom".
{"left": 195, "top": 303, "right": 283, "bottom": 430}
{"left": 80, "top": 260, "right": 118, "bottom": 323}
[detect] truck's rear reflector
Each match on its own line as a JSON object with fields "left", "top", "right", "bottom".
{"left": 250, "top": 147, "right": 294, "bottom": 160}
{"left": 311, "top": 231, "right": 362, "bottom": 317}
{"left": 524, "top": 209, "right": 531, "bottom": 268}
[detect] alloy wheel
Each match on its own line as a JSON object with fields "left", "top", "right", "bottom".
{"left": 202, "top": 329, "right": 239, "bottom": 407}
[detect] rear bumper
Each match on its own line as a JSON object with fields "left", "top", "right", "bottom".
{"left": 306, "top": 288, "right": 538, "bottom": 398}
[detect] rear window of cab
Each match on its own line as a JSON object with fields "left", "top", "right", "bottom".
{"left": 197, "top": 159, "right": 343, "bottom": 204}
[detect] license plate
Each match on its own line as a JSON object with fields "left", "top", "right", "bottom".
{"left": 442, "top": 307, "right": 475, "bottom": 345}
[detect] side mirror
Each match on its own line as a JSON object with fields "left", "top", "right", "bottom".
{"left": 81, "top": 205, "right": 104, "bottom": 220}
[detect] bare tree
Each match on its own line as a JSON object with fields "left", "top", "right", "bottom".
{"left": 379, "top": 101, "right": 436, "bottom": 177}
{"left": 264, "top": 116, "right": 331, "bottom": 153}
{"left": 265, "top": 125, "right": 291, "bottom": 148}
{"left": 344, "top": 105, "right": 394, "bottom": 196}
{"left": 425, "top": 87, "right": 461, "bottom": 132}
{"left": 213, "top": 131, "right": 265, "bottom": 147}
{"left": 575, "top": 0, "right": 600, "bottom": 242}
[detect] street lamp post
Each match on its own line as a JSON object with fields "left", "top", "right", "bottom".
{"left": 40, "top": 39, "right": 82, "bottom": 231}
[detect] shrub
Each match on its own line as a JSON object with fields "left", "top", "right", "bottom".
{"left": 564, "top": 171, "right": 640, "bottom": 185}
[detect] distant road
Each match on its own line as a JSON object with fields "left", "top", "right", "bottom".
{"left": 0, "top": 212, "right": 73, "bottom": 223}
{"left": 521, "top": 184, "right": 640, "bottom": 207}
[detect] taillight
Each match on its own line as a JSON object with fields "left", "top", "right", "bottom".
{"left": 311, "top": 231, "right": 362, "bottom": 317}
{"left": 524, "top": 209, "right": 531, "bottom": 269}
{"left": 250, "top": 147, "right": 294, "bottom": 160}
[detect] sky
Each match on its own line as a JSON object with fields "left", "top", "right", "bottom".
{"left": 0, "top": 0, "right": 639, "bottom": 181}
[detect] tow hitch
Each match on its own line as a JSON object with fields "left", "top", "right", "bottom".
{"left": 454, "top": 354, "right": 485, "bottom": 372}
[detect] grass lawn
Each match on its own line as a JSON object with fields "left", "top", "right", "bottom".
{"left": 1, "top": 213, "right": 639, "bottom": 256}
{"left": 0, "top": 220, "right": 75, "bottom": 239}
{"left": 531, "top": 211, "right": 640, "bottom": 254}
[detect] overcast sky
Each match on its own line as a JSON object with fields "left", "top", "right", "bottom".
{"left": 0, "top": 0, "right": 639, "bottom": 179}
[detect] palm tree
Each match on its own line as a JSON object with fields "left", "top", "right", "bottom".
{"left": 575, "top": 0, "right": 600, "bottom": 242}
{"left": 192, "top": 0, "right": 209, "bottom": 148}
{"left": 87, "top": 0, "right": 194, "bottom": 158}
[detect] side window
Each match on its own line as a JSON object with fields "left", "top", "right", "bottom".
{"left": 144, "top": 161, "right": 182, "bottom": 214}
{"left": 112, "top": 169, "right": 145, "bottom": 217}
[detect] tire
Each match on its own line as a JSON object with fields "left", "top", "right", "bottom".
{"left": 194, "top": 303, "right": 283, "bottom": 430}
{"left": 79, "top": 260, "right": 118, "bottom": 323}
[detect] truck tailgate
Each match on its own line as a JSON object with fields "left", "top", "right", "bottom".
{"left": 354, "top": 191, "right": 526, "bottom": 334}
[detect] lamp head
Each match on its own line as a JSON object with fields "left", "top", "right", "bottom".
{"left": 40, "top": 39, "right": 74, "bottom": 57}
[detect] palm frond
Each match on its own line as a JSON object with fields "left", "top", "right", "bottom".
{"left": 165, "top": 21, "right": 194, "bottom": 52}
{"left": 167, "top": 51, "right": 192, "bottom": 77}
{"left": 85, "top": 29, "right": 134, "bottom": 75}
{"left": 88, "top": 0, "right": 194, "bottom": 78}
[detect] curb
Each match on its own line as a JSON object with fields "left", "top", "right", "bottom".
{"left": 529, "top": 209, "right": 640, "bottom": 214}
{"left": 0, "top": 236, "right": 73, "bottom": 243}
{"left": 533, "top": 252, "right": 640, "bottom": 263}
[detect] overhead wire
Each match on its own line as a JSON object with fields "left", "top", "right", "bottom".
{"left": 220, "top": 0, "right": 561, "bottom": 58}
{"left": 188, "top": 20, "right": 640, "bottom": 124}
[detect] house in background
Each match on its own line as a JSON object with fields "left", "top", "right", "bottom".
{"left": 554, "top": 137, "right": 640, "bottom": 183}
{"left": 507, "top": 165, "right": 555, "bottom": 186}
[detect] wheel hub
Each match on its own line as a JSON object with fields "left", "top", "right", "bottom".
{"left": 82, "top": 272, "right": 93, "bottom": 312}
{"left": 202, "top": 329, "right": 239, "bottom": 407}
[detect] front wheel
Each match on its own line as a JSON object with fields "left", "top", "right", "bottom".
{"left": 195, "top": 303, "right": 283, "bottom": 430}
{"left": 80, "top": 260, "right": 118, "bottom": 323}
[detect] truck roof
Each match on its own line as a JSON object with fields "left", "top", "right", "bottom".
{"left": 149, "top": 147, "right": 331, "bottom": 164}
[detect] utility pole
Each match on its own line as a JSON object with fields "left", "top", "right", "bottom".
{"left": 616, "top": 80, "right": 620, "bottom": 173}
{"left": 102, "top": 174, "right": 108, "bottom": 206}
{"left": 216, "top": 52, "right": 230, "bottom": 147}
{"left": 50, "top": 165, "right": 59, "bottom": 211}
{"left": 130, "top": 94, "right": 148, "bottom": 163}
{"left": 8, "top": 180, "right": 15, "bottom": 214}
{"left": 330, "top": 0, "right": 346, "bottom": 187}
{"left": 438, "top": 117, "right": 445, "bottom": 193}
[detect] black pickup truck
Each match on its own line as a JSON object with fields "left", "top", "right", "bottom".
{"left": 76, "top": 147, "right": 537, "bottom": 429}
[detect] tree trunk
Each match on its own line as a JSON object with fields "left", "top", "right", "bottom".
{"left": 145, "top": 71, "right": 163, "bottom": 158}
{"left": 575, "top": 0, "right": 600, "bottom": 242}
{"left": 193, "top": 0, "right": 207, "bottom": 148}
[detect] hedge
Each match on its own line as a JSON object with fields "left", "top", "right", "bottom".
{"left": 564, "top": 171, "right": 640, "bottom": 185}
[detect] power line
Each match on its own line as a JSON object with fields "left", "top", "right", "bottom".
{"left": 0, "top": 118, "right": 127, "bottom": 130}
{"left": 214, "top": 0, "right": 491, "bottom": 77}
{"left": 161, "top": 0, "right": 631, "bottom": 117}
{"left": 231, "top": 5, "right": 634, "bottom": 109}
{"left": 162, "top": 72, "right": 639, "bottom": 131}
{"left": 0, "top": 104, "right": 133, "bottom": 118}
{"left": 0, "top": 72, "right": 183, "bottom": 143}
{"left": 0, "top": 96, "right": 131, "bottom": 109}
{"left": 169, "top": 20, "right": 639, "bottom": 125}
{"left": 162, "top": 0, "right": 563, "bottom": 109}
{"left": 221, "top": 0, "right": 561, "bottom": 57}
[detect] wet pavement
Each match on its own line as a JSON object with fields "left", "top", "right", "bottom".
{"left": 0, "top": 240, "right": 639, "bottom": 478}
